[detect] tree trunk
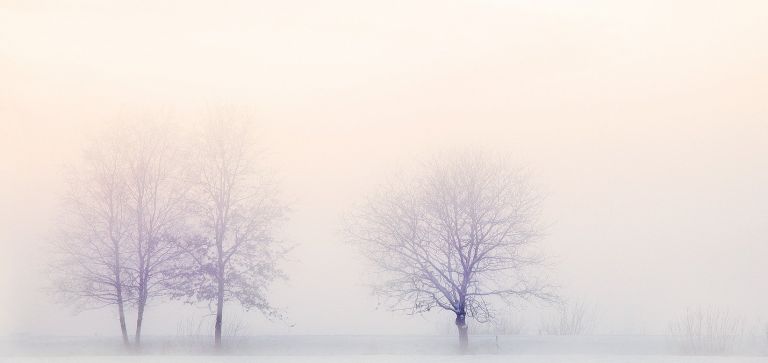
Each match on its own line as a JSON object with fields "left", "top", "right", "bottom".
{"left": 114, "top": 245, "right": 129, "bottom": 347}
{"left": 214, "top": 219, "right": 225, "bottom": 350}
{"left": 455, "top": 312, "right": 469, "bottom": 352}
{"left": 135, "top": 291, "right": 145, "bottom": 348}
{"left": 116, "top": 293, "right": 129, "bottom": 347}
{"left": 135, "top": 199, "right": 145, "bottom": 348}
{"left": 214, "top": 278, "right": 224, "bottom": 349}
{"left": 134, "top": 250, "right": 146, "bottom": 348}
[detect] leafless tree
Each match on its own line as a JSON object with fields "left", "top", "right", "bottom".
{"left": 120, "top": 121, "right": 187, "bottom": 346}
{"left": 52, "top": 132, "right": 133, "bottom": 346}
{"left": 347, "top": 151, "right": 554, "bottom": 351}
{"left": 173, "top": 111, "right": 287, "bottom": 348}
{"left": 52, "top": 119, "right": 188, "bottom": 348}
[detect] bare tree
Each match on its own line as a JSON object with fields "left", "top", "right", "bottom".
{"left": 52, "top": 133, "right": 133, "bottom": 346}
{"left": 121, "top": 121, "right": 187, "bottom": 346}
{"left": 52, "top": 120, "right": 188, "bottom": 348}
{"left": 173, "top": 111, "right": 286, "bottom": 348}
{"left": 347, "top": 151, "right": 554, "bottom": 351}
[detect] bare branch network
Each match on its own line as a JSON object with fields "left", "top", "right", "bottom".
{"left": 50, "top": 113, "right": 553, "bottom": 351}
{"left": 347, "top": 151, "right": 555, "bottom": 349}
{"left": 50, "top": 113, "right": 287, "bottom": 349}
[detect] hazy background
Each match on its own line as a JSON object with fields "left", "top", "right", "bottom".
{"left": 1, "top": 0, "right": 767, "bottom": 338}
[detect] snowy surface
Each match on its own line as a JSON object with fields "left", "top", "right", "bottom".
{"left": 4, "top": 355, "right": 768, "bottom": 363}
{"left": 2, "top": 335, "right": 766, "bottom": 362}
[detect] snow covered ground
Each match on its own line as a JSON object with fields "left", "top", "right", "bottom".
{"left": 2, "top": 335, "right": 766, "bottom": 363}
{"left": 4, "top": 355, "right": 768, "bottom": 363}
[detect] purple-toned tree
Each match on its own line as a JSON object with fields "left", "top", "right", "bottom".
{"left": 121, "top": 121, "right": 187, "bottom": 347}
{"left": 53, "top": 120, "right": 187, "bottom": 348}
{"left": 173, "top": 111, "right": 287, "bottom": 349}
{"left": 52, "top": 132, "right": 133, "bottom": 346}
{"left": 347, "top": 151, "right": 555, "bottom": 351}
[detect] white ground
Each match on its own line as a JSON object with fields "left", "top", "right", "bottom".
{"left": 4, "top": 356, "right": 768, "bottom": 363}
{"left": 2, "top": 335, "right": 766, "bottom": 362}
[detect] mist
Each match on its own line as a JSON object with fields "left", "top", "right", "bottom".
{"left": 1, "top": 0, "right": 768, "bottom": 361}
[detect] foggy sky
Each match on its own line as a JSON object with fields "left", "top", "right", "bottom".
{"left": 1, "top": 0, "right": 767, "bottom": 337}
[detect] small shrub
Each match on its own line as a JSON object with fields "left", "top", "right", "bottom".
{"left": 472, "top": 312, "right": 526, "bottom": 335}
{"left": 669, "top": 307, "right": 744, "bottom": 355}
{"left": 539, "top": 301, "right": 594, "bottom": 335}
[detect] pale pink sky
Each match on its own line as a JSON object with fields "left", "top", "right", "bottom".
{"left": 1, "top": 0, "right": 767, "bottom": 336}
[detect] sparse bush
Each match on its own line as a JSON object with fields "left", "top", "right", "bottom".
{"left": 222, "top": 315, "right": 250, "bottom": 337}
{"left": 669, "top": 307, "right": 744, "bottom": 355}
{"left": 763, "top": 322, "right": 768, "bottom": 349}
{"left": 472, "top": 311, "right": 526, "bottom": 335}
{"left": 539, "top": 301, "right": 594, "bottom": 335}
{"left": 176, "top": 314, "right": 250, "bottom": 338}
{"left": 176, "top": 316, "right": 206, "bottom": 337}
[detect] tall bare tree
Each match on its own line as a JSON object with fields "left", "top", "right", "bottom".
{"left": 52, "top": 133, "right": 133, "bottom": 346}
{"left": 348, "top": 151, "right": 554, "bottom": 351}
{"left": 53, "top": 120, "right": 188, "bottom": 348}
{"left": 174, "top": 112, "right": 286, "bottom": 348}
{"left": 121, "top": 121, "right": 187, "bottom": 346}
